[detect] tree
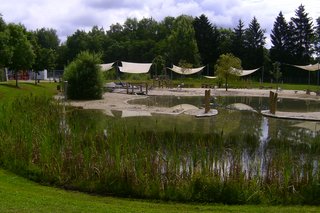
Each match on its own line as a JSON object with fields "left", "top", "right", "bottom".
{"left": 314, "top": 17, "right": 320, "bottom": 61}
{"left": 137, "top": 17, "right": 159, "bottom": 41}
{"left": 123, "top": 18, "right": 138, "bottom": 40}
{"left": 243, "top": 17, "right": 266, "bottom": 79}
{"left": 193, "top": 14, "right": 220, "bottom": 72}
{"left": 66, "top": 30, "right": 90, "bottom": 62}
{"left": 232, "top": 19, "right": 246, "bottom": 60}
{"left": 87, "top": 26, "right": 106, "bottom": 54}
{"left": 63, "top": 51, "right": 104, "bottom": 100}
{"left": 151, "top": 55, "right": 166, "bottom": 76}
{"left": 0, "top": 15, "right": 12, "bottom": 68}
{"left": 0, "top": 14, "right": 5, "bottom": 31}
{"left": 6, "top": 24, "right": 35, "bottom": 87}
{"left": 157, "top": 16, "right": 175, "bottom": 41}
{"left": 35, "top": 28, "right": 60, "bottom": 50}
{"left": 245, "top": 17, "right": 266, "bottom": 49}
{"left": 291, "top": 4, "right": 314, "bottom": 64}
{"left": 107, "top": 22, "right": 124, "bottom": 41}
{"left": 215, "top": 53, "right": 242, "bottom": 91}
{"left": 167, "top": 15, "right": 200, "bottom": 66}
{"left": 31, "top": 28, "right": 59, "bottom": 84}
{"left": 218, "top": 28, "right": 234, "bottom": 55}
{"left": 270, "top": 61, "right": 282, "bottom": 90}
{"left": 270, "top": 12, "right": 289, "bottom": 63}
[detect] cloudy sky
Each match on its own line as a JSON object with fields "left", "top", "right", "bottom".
{"left": 1, "top": 0, "right": 320, "bottom": 47}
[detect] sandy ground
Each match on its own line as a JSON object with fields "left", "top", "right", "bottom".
{"left": 66, "top": 88, "right": 320, "bottom": 120}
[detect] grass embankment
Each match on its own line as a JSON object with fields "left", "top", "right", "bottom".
{"left": 1, "top": 80, "right": 320, "bottom": 211}
{"left": 1, "top": 169, "right": 319, "bottom": 213}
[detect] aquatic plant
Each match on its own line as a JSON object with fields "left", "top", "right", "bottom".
{"left": 0, "top": 95, "right": 320, "bottom": 204}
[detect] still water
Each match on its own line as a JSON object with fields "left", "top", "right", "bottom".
{"left": 68, "top": 95, "right": 320, "bottom": 181}
{"left": 127, "top": 95, "right": 320, "bottom": 142}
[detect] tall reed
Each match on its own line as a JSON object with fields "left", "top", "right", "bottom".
{"left": 0, "top": 95, "right": 320, "bottom": 204}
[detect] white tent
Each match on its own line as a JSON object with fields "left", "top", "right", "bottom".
{"left": 100, "top": 62, "right": 115, "bottom": 71}
{"left": 168, "top": 65, "right": 205, "bottom": 75}
{"left": 120, "top": 61, "right": 152, "bottom": 74}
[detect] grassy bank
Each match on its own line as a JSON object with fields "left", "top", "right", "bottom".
{"left": 1, "top": 169, "right": 319, "bottom": 213}
{"left": 1, "top": 93, "right": 320, "bottom": 205}
{"left": 1, "top": 80, "right": 320, "bottom": 209}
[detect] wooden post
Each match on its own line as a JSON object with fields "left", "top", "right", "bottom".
{"left": 269, "top": 91, "right": 278, "bottom": 114}
{"left": 126, "top": 84, "right": 129, "bottom": 94}
{"left": 204, "top": 89, "right": 210, "bottom": 113}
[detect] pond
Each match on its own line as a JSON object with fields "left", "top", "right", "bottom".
{"left": 62, "top": 95, "right": 320, "bottom": 202}
{"left": 126, "top": 95, "right": 320, "bottom": 141}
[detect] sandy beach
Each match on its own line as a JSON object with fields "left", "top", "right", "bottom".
{"left": 66, "top": 87, "right": 320, "bottom": 120}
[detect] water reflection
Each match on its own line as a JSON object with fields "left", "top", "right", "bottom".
{"left": 128, "top": 96, "right": 320, "bottom": 138}
{"left": 66, "top": 96, "right": 320, "bottom": 182}
{"left": 129, "top": 95, "right": 320, "bottom": 112}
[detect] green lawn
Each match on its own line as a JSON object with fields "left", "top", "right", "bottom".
{"left": 1, "top": 169, "right": 319, "bottom": 213}
{"left": 0, "top": 81, "right": 59, "bottom": 102}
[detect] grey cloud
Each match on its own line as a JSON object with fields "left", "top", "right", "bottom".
{"left": 83, "top": 0, "right": 144, "bottom": 10}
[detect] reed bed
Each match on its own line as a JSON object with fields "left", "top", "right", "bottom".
{"left": 0, "top": 95, "right": 320, "bottom": 204}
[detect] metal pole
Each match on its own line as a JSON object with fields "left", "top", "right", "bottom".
{"left": 262, "top": 66, "right": 264, "bottom": 83}
{"left": 64, "top": 81, "right": 68, "bottom": 101}
{"left": 317, "top": 58, "right": 319, "bottom": 85}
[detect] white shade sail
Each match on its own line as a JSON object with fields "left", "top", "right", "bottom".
{"left": 293, "top": 63, "right": 320, "bottom": 71}
{"left": 168, "top": 65, "right": 205, "bottom": 75}
{"left": 100, "top": 63, "right": 115, "bottom": 71}
{"left": 120, "top": 61, "right": 152, "bottom": 73}
{"left": 231, "top": 67, "right": 260, "bottom": 76}
{"left": 204, "top": 75, "right": 217, "bottom": 79}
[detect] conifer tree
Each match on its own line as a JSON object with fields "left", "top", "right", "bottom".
{"left": 291, "top": 4, "right": 314, "bottom": 64}
{"left": 193, "top": 14, "right": 220, "bottom": 69}
{"left": 243, "top": 17, "right": 266, "bottom": 70}
{"left": 232, "top": 19, "right": 246, "bottom": 60}
{"left": 270, "top": 12, "right": 289, "bottom": 63}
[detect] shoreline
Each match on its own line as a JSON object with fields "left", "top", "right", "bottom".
{"left": 67, "top": 88, "right": 320, "bottom": 119}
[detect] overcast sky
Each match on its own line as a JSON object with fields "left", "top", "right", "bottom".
{"left": 1, "top": 0, "right": 320, "bottom": 48}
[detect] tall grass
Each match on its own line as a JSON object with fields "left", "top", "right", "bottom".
{"left": 0, "top": 95, "right": 320, "bottom": 204}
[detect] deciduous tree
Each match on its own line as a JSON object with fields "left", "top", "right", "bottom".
{"left": 215, "top": 53, "right": 242, "bottom": 91}
{"left": 167, "top": 15, "right": 200, "bottom": 66}
{"left": 63, "top": 51, "right": 103, "bottom": 100}
{"left": 6, "top": 24, "right": 35, "bottom": 87}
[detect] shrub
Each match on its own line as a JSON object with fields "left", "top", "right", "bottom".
{"left": 63, "top": 51, "right": 104, "bottom": 100}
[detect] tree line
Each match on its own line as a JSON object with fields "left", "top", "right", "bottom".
{"left": 1, "top": 4, "right": 320, "bottom": 85}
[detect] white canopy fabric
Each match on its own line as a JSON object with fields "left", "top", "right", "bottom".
{"left": 293, "top": 63, "right": 320, "bottom": 71}
{"left": 120, "top": 61, "right": 152, "bottom": 73}
{"left": 100, "top": 63, "right": 114, "bottom": 71}
{"left": 204, "top": 75, "right": 217, "bottom": 79}
{"left": 169, "top": 65, "right": 205, "bottom": 75}
{"left": 231, "top": 67, "right": 260, "bottom": 77}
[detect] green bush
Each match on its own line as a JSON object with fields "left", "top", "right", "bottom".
{"left": 63, "top": 51, "right": 104, "bottom": 100}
